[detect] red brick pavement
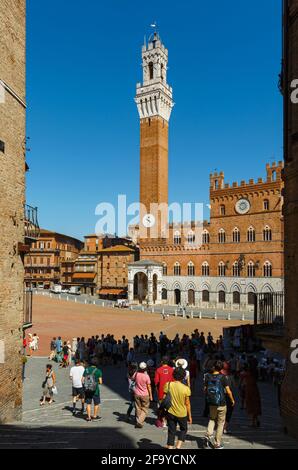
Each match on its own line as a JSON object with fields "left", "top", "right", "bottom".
{"left": 27, "top": 296, "right": 250, "bottom": 356}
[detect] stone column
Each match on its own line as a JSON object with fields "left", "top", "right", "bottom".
{"left": 168, "top": 290, "right": 174, "bottom": 305}
{"left": 210, "top": 291, "right": 217, "bottom": 309}
{"left": 240, "top": 293, "right": 247, "bottom": 312}
{"left": 128, "top": 279, "right": 134, "bottom": 304}
{"left": 157, "top": 279, "right": 162, "bottom": 304}
{"left": 226, "top": 292, "right": 232, "bottom": 310}
{"left": 181, "top": 290, "right": 187, "bottom": 306}
{"left": 147, "top": 269, "right": 153, "bottom": 305}
{"left": 195, "top": 290, "right": 201, "bottom": 307}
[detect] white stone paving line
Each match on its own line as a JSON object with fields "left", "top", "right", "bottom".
{"left": 23, "top": 398, "right": 121, "bottom": 415}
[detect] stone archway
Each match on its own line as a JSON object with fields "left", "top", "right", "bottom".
{"left": 133, "top": 272, "right": 148, "bottom": 304}
{"left": 188, "top": 289, "right": 195, "bottom": 306}
{"left": 174, "top": 289, "right": 181, "bottom": 305}
{"left": 128, "top": 260, "right": 164, "bottom": 305}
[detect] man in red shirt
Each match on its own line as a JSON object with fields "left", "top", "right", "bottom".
{"left": 155, "top": 356, "right": 174, "bottom": 401}
{"left": 155, "top": 357, "right": 174, "bottom": 429}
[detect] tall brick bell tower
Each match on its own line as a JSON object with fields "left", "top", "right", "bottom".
{"left": 135, "top": 32, "right": 174, "bottom": 239}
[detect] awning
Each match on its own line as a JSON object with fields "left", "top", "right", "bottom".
{"left": 98, "top": 288, "right": 126, "bottom": 296}
{"left": 72, "top": 273, "right": 96, "bottom": 280}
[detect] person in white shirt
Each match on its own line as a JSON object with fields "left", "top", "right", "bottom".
{"left": 70, "top": 359, "right": 85, "bottom": 415}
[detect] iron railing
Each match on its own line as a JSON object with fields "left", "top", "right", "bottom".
{"left": 23, "top": 288, "right": 33, "bottom": 328}
{"left": 24, "top": 204, "right": 40, "bottom": 240}
{"left": 254, "top": 292, "right": 285, "bottom": 330}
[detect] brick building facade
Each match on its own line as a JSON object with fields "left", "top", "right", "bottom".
{"left": 69, "top": 235, "right": 139, "bottom": 297}
{"left": 128, "top": 33, "right": 284, "bottom": 309}
{"left": 0, "top": 0, "right": 26, "bottom": 423}
{"left": 24, "top": 229, "right": 83, "bottom": 289}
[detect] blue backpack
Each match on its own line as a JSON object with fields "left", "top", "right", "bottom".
{"left": 206, "top": 374, "right": 225, "bottom": 406}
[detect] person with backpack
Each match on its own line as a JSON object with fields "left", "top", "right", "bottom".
{"left": 163, "top": 367, "right": 192, "bottom": 449}
{"left": 204, "top": 360, "right": 235, "bottom": 449}
{"left": 83, "top": 359, "right": 103, "bottom": 422}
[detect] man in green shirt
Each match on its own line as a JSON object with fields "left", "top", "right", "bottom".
{"left": 83, "top": 359, "right": 103, "bottom": 422}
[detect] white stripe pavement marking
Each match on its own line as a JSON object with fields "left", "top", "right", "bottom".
{"left": 23, "top": 398, "right": 121, "bottom": 415}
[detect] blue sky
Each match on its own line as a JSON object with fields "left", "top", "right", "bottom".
{"left": 26, "top": 0, "right": 283, "bottom": 241}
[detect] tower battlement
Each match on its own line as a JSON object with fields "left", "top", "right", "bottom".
{"left": 135, "top": 32, "right": 174, "bottom": 122}
{"left": 266, "top": 161, "right": 283, "bottom": 182}
{"left": 210, "top": 162, "right": 284, "bottom": 193}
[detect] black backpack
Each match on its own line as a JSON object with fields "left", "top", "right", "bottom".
{"left": 206, "top": 373, "right": 225, "bottom": 406}
{"left": 84, "top": 368, "right": 97, "bottom": 392}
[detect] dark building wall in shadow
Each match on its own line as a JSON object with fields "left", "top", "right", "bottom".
{"left": 281, "top": 0, "right": 298, "bottom": 439}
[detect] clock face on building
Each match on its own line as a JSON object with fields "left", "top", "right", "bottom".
{"left": 235, "top": 199, "right": 251, "bottom": 215}
{"left": 142, "top": 213, "right": 156, "bottom": 228}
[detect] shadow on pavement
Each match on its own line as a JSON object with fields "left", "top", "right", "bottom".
{"left": 0, "top": 424, "right": 136, "bottom": 449}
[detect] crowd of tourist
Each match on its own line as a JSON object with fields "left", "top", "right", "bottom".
{"left": 31, "top": 327, "right": 285, "bottom": 450}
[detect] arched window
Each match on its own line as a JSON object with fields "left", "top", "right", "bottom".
{"left": 218, "top": 262, "right": 226, "bottom": 277}
{"left": 248, "top": 291, "right": 256, "bottom": 305}
{"left": 148, "top": 62, "right": 154, "bottom": 80}
{"left": 233, "top": 227, "right": 240, "bottom": 243}
{"left": 173, "top": 231, "right": 181, "bottom": 245}
{"left": 218, "top": 229, "right": 226, "bottom": 244}
{"left": 162, "top": 263, "right": 167, "bottom": 276}
{"left": 188, "top": 262, "right": 195, "bottom": 276}
{"left": 263, "top": 261, "right": 272, "bottom": 277}
{"left": 174, "top": 289, "right": 181, "bottom": 305}
{"left": 233, "top": 261, "right": 240, "bottom": 277}
{"left": 202, "top": 290, "right": 210, "bottom": 302}
{"left": 202, "top": 230, "right": 210, "bottom": 244}
{"left": 233, "top": 291, "right": 240, "bottom": 304}
{"left": 247, "top": 261, "right": 256, "bottom": 278}
{"left": 161, "top": 63, "right": 164, "bottom": 80}
{"left": 220, "top": 205, "right": 226, "bottom": 216}
{"left": 187, "top": 231, "right": 195, "bottom": 244}
{"left": 264, "top": 199, "right": 269, "bottom": 211}
{"left": 218, "top": 290, "right": 226, "bottom": 303}
{"left": 272, "top": 170, "right": 277, "bottom": 182}
{"left": 247, "top": 226, "right": 256, "bottom": 242}
{"left": 174, "top": 262, "right": 181, "bottom": 276}
{"left": 263, "top": 226, "right": 272, "bottom": 242}
{"left": 162, "top": 288, "right": 167, "bottom": 300}
{"left": 202, "top": 262, "right": 210, "bottom": 276}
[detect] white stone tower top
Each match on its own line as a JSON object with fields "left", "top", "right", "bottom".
{"left": 135, "top": 32, "right": 174, "bottom": 122}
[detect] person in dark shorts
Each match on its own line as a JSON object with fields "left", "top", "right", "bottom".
{"left": 163, "top": 367, "right": 192, "bottom": 449}
{"left": 83, "top": 359, "right": 103, "bottom": 422}
{"left": 70, "top": 359, "right": 85, "bottom": 415}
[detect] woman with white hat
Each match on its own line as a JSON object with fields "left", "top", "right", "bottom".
{"left": 175, "top": 359, "right": 191, "bottom": 388}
